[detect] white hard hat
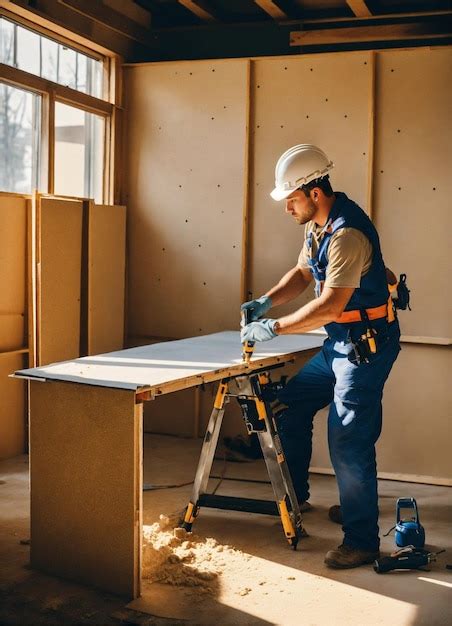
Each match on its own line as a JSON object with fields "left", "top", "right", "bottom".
{"left": 270, "top": 144, "right": 334, "bottom": 201}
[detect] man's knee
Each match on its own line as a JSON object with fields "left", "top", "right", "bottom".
{"left": 274, "top": 403, "right": 315, "bottom": 439}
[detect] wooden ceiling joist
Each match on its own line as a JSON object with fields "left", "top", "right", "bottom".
{"left": 177, "top": 0, "right": 217, "bottom": 22}
{"left": 254, "top": 0, "right": 288, "bottom": 21}
{"left": 58, "top": 0, "right": 151, "bottom": 45}
{"left": 346, "top": 0, "right": 372, "bottom": 18}
{"left": 290, "top": 20, "right": 452, "bottom": 46}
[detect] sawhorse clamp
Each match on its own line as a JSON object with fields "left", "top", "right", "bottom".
{"left": 180, "top": 365, "right": 307, "bottom": 549}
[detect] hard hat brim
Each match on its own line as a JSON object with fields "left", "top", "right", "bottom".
{"left": 270, "top": 186, "right": 295, "bottom": 201}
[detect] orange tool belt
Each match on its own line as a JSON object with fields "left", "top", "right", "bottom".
{"left": 334, "top": 291, "right": 397, "bottom": 325}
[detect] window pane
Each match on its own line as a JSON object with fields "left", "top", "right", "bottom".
{"left": 54, "top": 102, "right": 105, "bottom": 203}
{"left": 58, "top": 44, "right": 77, "bottom": 90}
{"left": 76, "top": 52, "right": 87, "bottom": 93}
{"left": 41, "top": 37, "right": 58, "bottom": 83}
{"left": 0, "top": 18, "right": 14, "bottom": 65}
{"left": 16, "top": 24, "right": 40, "bottom": 75}
{"left": 0, "top": 83, "right": 41, "bottom": 194}
{"left": 0, "top": 17, "right": 105, "bottom": 99}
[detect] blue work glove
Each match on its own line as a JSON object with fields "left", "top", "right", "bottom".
{"left": 240, "top": 295, "right": 272, "bottom": 323}
{"left": 241, "top": 319, "right": 278, "bottom": 343}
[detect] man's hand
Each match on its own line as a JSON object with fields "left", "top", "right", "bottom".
{"left": 241, "top": 319, "right": 278, "bottom": 343}
{"left": 241, "top": 295, "right": 272, "bottom": 323}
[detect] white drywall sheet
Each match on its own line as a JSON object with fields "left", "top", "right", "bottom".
{"left": 14, "top": 331, "right": 323, "bottom": 393}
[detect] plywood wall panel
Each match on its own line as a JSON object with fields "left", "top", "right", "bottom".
{"left": 374, "top": 48, "right": 452, "bottom": 339}
{"left": 88, "top": 203, "right": 127, "bottom": 355}
{"left": 310, "top": 344, "right": 451, "bottom": 481}
{"left": 250, "top": 52, "right": 372, "bottom": 306}
{"left": 125, "top": 47, "right": 451, "bottom": 482}
{"left": 144, "top": 388, "right": 195, "bottom": 437}
{"left": 0, "top": 352, "right": 26, "bottom": 459}
{"left": 39, "top": 198, "right": 83, "bottom": 365}
{"left": 124, "top": 60, "right": 248, "bottom": 339}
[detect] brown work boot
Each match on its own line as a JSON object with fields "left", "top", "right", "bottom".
{"left": 324, "top": 544, "right": 380, "bottom": 569}
{"left": 328, "top": 504, "right": 342, "bottom": 524}
{"left": 299, "top": 501, "right": 313, "bottom": 513}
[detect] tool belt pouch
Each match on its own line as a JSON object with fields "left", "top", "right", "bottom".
{"left": 348, "top": 309, "right": 379, "bottom": 365}
{"left": 393, "top": 273, "right": 411, "bottom": 311}
{"left": 348, "top": 336, "right": 372, "bottom": 365}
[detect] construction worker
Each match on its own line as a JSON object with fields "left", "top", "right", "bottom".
{"left": 241, "top": 144, "right": 401, "bottom": 569}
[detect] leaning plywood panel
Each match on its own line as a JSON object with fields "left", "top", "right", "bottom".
{"left": 250, "top": 52, "right": 372, "bottom": 309}
{"left": 124, "top": 60, "right": 248, "bottom": 338}
{"left": 88, "top": 203, "right": 126, "bottom": 354}
{"left": 374, "top": 48, "right": 452, "bottom": 339}
{"left": 0, "top": 353, "right": 26, "bottom": 459}
{"left": 0, "top": 195, "right": 27, "bottom": 351}
{"left": 38, "top": 197, "right": 83, "bottom": 365}
{"left": 30, "top": 381, "right": 142, "bottom": 598}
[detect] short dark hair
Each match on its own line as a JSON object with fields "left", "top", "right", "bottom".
{"left": 300, "top": 175, "right": 334, "bottom": 198}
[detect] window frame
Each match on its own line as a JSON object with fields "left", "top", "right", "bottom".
{"left": 0, "top": 9, "right": 120, "bottom": 204}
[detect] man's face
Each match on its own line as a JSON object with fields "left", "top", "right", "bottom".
{"left": 285, "top": 190, "right": 317, "bottom": 225}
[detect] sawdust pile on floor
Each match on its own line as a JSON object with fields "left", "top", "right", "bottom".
{"left": 142, "top": 513, "right": 251, "bottom": 593}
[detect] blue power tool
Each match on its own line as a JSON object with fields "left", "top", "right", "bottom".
{"left": 394, "top": 498, "right": 425, "bottom": 548}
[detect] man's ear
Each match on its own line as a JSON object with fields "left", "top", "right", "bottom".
{"left": 311, "top": 188, "right": 320, "bottom": 202}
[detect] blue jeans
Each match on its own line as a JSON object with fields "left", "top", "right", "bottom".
{"left": 276, "top": 319, "right": 401, "bottom": 551}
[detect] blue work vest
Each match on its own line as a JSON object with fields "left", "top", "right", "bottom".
{"left": 306, "top": 192, "right": 389, "bottom": 332}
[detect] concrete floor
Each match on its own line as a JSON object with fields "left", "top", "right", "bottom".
{"left": 1, "top": 434, "right": 451, "bottom": 626}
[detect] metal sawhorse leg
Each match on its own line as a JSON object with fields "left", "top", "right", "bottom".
{"left": 181, "top": 366, "right": 307, "bottom": 549}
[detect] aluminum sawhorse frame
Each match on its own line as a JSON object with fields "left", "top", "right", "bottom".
{"left": 181, "top": 365, "right": 307, "bottom": 549}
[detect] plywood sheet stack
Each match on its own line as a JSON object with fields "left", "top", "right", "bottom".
{"left": 0, "top": 192, "right": 127, "bottom": 459}
{"left": 86, "top": 202, "right": 127, "bottom": 355}
{"left": 0, "top": 194, "right": 28, "bottom": 458}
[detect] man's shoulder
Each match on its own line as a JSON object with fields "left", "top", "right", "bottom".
{"left": 332, "top": 227, "right": 369, "bottom": 243}
{"left": 329, "top": 228, "right": 372, "bottom": 264}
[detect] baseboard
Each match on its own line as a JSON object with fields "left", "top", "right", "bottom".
{"left": 309, "top": 466, "right": 452, "bottom": 487}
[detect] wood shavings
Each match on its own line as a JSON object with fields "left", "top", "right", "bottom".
{"left": 142, "top": 513, "right": 246, "bottom": 594}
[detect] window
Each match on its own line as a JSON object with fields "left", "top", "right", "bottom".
{"left": 0, "top": 17, "right": 104, "bottom": 98}
{"left": 0, "top": 12, "right": 116, "bottom": 202}
{"left": 54, "top": 102, "right": 105, "bottom": 202}
{"left": 0, "top": 83, "right": 41, "bottom": 193}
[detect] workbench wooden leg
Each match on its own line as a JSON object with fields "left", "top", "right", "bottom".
{"left": 29, "top": 381, "right": 142, "bottom": 599}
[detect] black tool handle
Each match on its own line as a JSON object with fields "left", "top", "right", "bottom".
{"left": 374, "top": 554, "right": 429, "bottom": 573}
{"left": 242, "top": 308, "right": 255, "bottom": 346}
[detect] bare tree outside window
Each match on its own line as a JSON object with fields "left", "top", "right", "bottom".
{"left": 0, "top": 16, "right": 107, "bottom": 196}
{"left": 0, "top": 23, "right": 41, "bottom": 193}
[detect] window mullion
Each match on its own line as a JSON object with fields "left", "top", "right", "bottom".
{"left": 47, "top": 90, "right": 55, "bottom": 194}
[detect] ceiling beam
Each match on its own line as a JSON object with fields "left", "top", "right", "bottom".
{"left": 290, "top": 20, "right": 452, "bottom": 46}
{"left": 346, "top": 0, "right": 372, "bottom": 18}
{"left": 103, "top": 0, "right": 152, "bottom": 28}
{"left": 177, "top": 0, "right": 217, "bottom": 22}
{"left": 58, "top": 0, "right": 152, "bottom": 45}
{"left": 254, "top": 1, "right": 288, "bottom": 21}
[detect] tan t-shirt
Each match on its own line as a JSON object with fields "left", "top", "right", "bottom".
{"left": 298, "top": 223, "right": 372, "bottom": 288}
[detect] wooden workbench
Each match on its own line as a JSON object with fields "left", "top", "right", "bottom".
{"left": 14, "top": 331, "right": 323, "bottom": 598}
